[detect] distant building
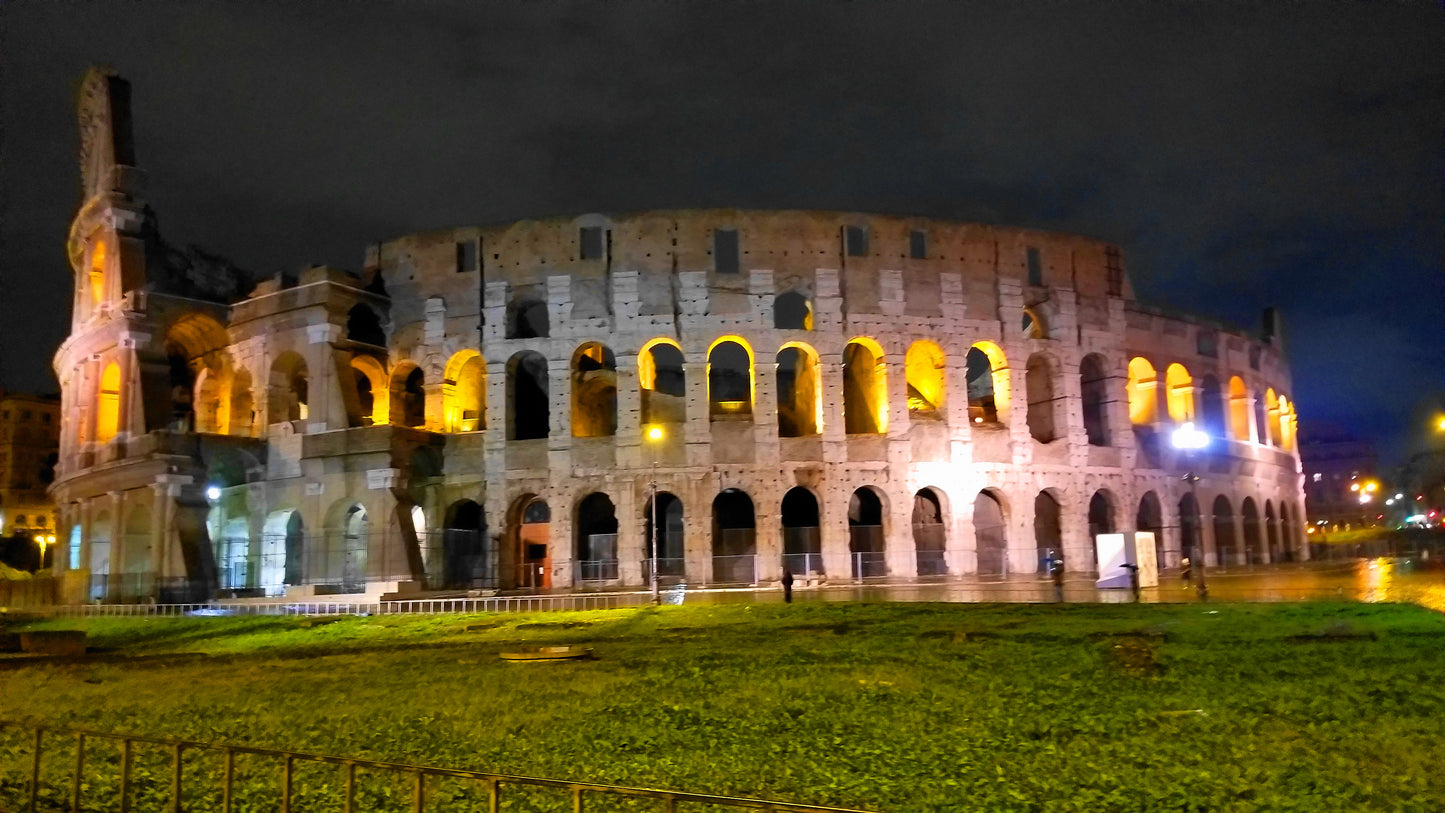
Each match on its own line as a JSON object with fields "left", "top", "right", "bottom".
{"left": 0, "top": 391, "right": 61, "bottom": 538}
{"left": 1298, "top": 421, "right": 1379, "bottom": 529}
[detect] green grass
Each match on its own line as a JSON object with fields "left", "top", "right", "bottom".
{"left": 1, "top": 601, "right": 1443, "bottom": 812}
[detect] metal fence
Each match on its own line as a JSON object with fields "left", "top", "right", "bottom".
{"left": 0, "top": 719, "right": 872, "bottom": 813}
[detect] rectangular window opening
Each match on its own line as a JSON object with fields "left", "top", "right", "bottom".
{"left": 714, "top": 229, "right": 739, "bottom": 274}
{"left": 580, "top": 227, "right": 604, "bottom": 260}
{"left": 456, "top": 239, "right": 479, "bottom": 274}
{"left": 1026, "top": 247, "right": 1043, "bottom": 286}
{"left": 845, "top": 226, "right": 867, "bottom": 257}
{"left": 1104, "top": 246, "right": 1124, "bottom": 296}
{"left": 909, "top": 230, "right": 927, "bottom": 260}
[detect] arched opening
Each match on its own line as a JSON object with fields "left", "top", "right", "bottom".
{"left": 346, "top": 304, "right": 386, "bottom": 347}
{"left": 1080, "top": 354, "right": 1111, "bottom": 446}
{"left": 711, "top": 489, "right": 756, "bottom": 584}
{"left": 1212, "top": 496, "right": 1236, "bottom": 567}
{"left": 905, "top": 341, "right": 946, "bottom": 419}
{"left": 515, "top": 497, "right": 551, "bottom": 589}
{"left": 1025, "top": 353, "right": 1059, "bottom": 443}
{"left": 96, "top": 362, "right": 122, "bottom": 443}
{"left": 639, "top": 340, "right": 686, "bottom": 426}
{"left": 67, "top": 524, "right": 82, "bottom": 571}
{"left": 973, "top": 491, "right": 1008, "bottom": 575}
{"left": 1264, "top": 388, "right": 1281, "bottom": 446}
{"left": 776, "top": 344, "right": 822, "bottom": 437}
{"left": 575, "top": 493, "right": 619, "bottom": 581}
{"left": 229, "top": 368, "right": 256, "bottom": 437}
{"left": 348, "top": 360, "right": 378, "bottom": 427}
{"left": 848, "top": 487, "right": 887, "bottom": 578}
{"left": 1228, "top": 377, "right": 1252, "bottom": 442}
{"left": 88, "top": 240, "right": 107, "bottom": 307}
{"left": 966, "top": 343, "right": 1010, "bottom": 426}
{"left": 389, "top": 364, "right": 427, "bottom": 428}
{"left": 773, "top": 291, "right": 813, "bottom": 330}
{"left": 913, "top": 488, "right": 948, "bottom": 576}
{"left": 1179, "top": 493, "right": 1202, "bottom": 569}
{"left": 1022, "top": 307, "right": 1045, "bottom": 339}
{"left": 507, "top": 297, "right": 549, "bottom": 339}
{"left": 1126, "top": 357, "right": 1158, "bottom": 425}
{"left": 643, "top": 492, "right": 685, "bottom": 580}
{"left": 194, "top": 367, "right": 228, "bottom": 434}
{"left": 217, "top": 516, "right": 252, "bottom": 592}
{"left": 260, "top": 510, "right": 304, "bottom": 591}
{"left": 166, "top": 344, "right": 198, "bottom": 431}
{"left": 89, "top": 510, "right": 112, "bottom": 600}
{"left": 708, "top": 339, "right": 753, "bottom": 420}
{"left": 1199, "top": 375, "right": 1225, "bottom": 441}
{"left": 1136, "top": 491, "right": 1166, "bottom": 567}
{"left": 268, "top": 352, "right": 309, "bottom": 424}
{"left": 1165, "top": 363, "right": 1194, "bottom": 423}
{"left": 338, "top": 504, "right": 369, "bottom": 591}
{"left": 571, "top": 343, "right": 618, "bottom": 438}
{"left": 443, "top": 351, "right": 486, "bottom": 433}
{"left": 121, "top": 505, "right": 152, "bottom": 599}
{"left": 1088, "top": 489, "right": 1116, "bottom": 544}
{"left": 441, "top": 499, "right": 488, "bottom": 589}
{"left": 1034, "top": 491, "right": 1062, "bottom": 571}
{"left": 1265, "top": 501, "right": 1282, "bottom": 562}
{"left": 1282, "top": 503, "right": 1299, "bottom": 560}
{"left": 1241, "top": 497, "right": 1263, "bottom": 565}
{"left": 843, "top": 338, "right": 887, "bottom": 434}
{"left": 507, "top": 352, "right": 550, "bottom": 440}
{"left": 781, "top": 487, "right": 823, "bottom": 576}
{"left": 1278, "top": 395, "right": 1296, "bottom": 451}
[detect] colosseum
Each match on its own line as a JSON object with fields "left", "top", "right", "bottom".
{"left": 51, "top": 69, "right": 1306, "bottom": 604}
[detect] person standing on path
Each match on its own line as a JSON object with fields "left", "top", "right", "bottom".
{"left": 782, "top": 568, "right": 794, "bottom": 604}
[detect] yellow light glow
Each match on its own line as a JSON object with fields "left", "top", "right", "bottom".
{"left": 1350, "top": 483, "right": 1360, "bottom": 492}
{"left": 96, "top": 361, "right": 121, "bottom": 442}
{"left": 1165, "top": 363, "right": 1194, "bottom": 423}
{"left": 646, "top": 425, "right": 663, "bottom": 441}
{"left": 1126, "top": 357, "right": 1158, "bottom": 425}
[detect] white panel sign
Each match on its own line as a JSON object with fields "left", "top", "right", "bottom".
{"left": 1094, "top": 533, "right": 1131, "bottom": 589}
{"left": 1132, "top": 532, "right": 1159, "bottom": 587}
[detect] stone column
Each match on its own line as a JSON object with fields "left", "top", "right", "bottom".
{"left": 683, "top": 359, "right": 711, "bottom": 467}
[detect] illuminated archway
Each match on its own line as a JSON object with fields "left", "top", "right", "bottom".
{"left": 389, "top": 362, "right": 426, "bottom": 427}
{"left": 350, "top": 355, "right": 388, "bottom": 427}
{"left": 571, "top": 343, "right": 617, "bottom": 438}
{"left": 1278, "top": 395, "right": 1296, "bottom": 451}
{"left": 268, "top": 352, "right": 309, "bottom": 424}
{"left": 967, "top": 342, "right": 1010, "bottom": 425}
{"left": 905, "top": 340, "right": 946, "bottom": 418}
{"left": 96, "top": 362, "right": 121, "bottom": 442}
{"left": 507, "top": 351, "right": 549, "bottom": 440}
{"left": 773, "top": 291, "right": 813, "bottom": 330}
{"left": 1265, "top": 389, "right": 1281, "bottom": 446}
{"left": 973, "top": 489, "right": 1008, "bottom": 575}
{"left": 1126, "top": 357, "right": 1158, "bottom": 425}
{"left": 707, "top": 337, "right": 754, "bottom": 420}
{"left": 1165, "top": 363, "right": 1194, "bottom": 423}
{"left": 1228, "top": 376, "right": 1252, "bottom": 442}
{"left": 639, "top": 339, "right": 686, "bottom": 425}
{"left": 88, "top": 240, "right": 107, "bottom": 307}
{"left": 843, "top": 337, "right": 887, "bottom": 434}
{"left": 777, "top": 342, "right": 822, "bottom": 437}
{"left": 443, "top": 350, "right": 486, "bottom": 432}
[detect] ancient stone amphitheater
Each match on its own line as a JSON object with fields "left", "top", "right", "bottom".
{"left": 52, "top": 69, "right": 1306, "bottom": 603}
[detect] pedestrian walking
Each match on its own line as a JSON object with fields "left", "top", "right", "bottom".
{"left": 1180, "top": 556, "right": 1192, "bottom": 585}
{"left": 1050, "top": 554, "right": 1065, "bottom": 602}
{"left": 782, "top": 567, "right": 794, "bottom": 604}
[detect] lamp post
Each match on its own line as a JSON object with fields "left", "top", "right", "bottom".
{"left": 1172, "top": 421, "right": 1209, "bottom": 600}
{"left": 646, "top": 424, "right": 664, "bottom": 605}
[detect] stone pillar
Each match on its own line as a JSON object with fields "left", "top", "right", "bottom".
{"left": 547, "top": 362, "right": 571, "bottom": 471}
{"left": 615, "top": 352, "right": 642, "bottom": 468}
{"left": 617, "top": 479, "right": 643, "bottom": 585}
{"left": 754, "top": 354, "right": 780, "bottom": 464}
{"left": 304, "top": 323, "right": 345, "bottom": 432}
{"left": 549, "top": 489, "right": 574, "bottom": 590}
{"left": 116, "top": 335, "right": 145, "bottom": 440}
{"left": 755, "top": 495, "right": 782, "bottom": 583}
{"left": 683, "top": 359, "right": 711, "bottom": 467}
{"left": 886, "top": 486, "right": 917, "bottom": 578}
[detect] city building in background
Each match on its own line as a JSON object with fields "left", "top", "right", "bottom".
{"left": 1299, "top": 422, "right": 1381, "bottom": 531}
{"left": 49, "top": 68, "right": 1309, "bottom": 604}
{"left": 0, "top": 391, "right": 61, "bottom": 545}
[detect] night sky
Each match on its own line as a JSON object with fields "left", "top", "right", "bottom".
{"left": 2, "top": 1, "right": 1440, "bottom": 461}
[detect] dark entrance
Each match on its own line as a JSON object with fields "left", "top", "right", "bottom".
{"left": 848, "top": 488, "right": 886, "bottom": 578}
{"left": 781, "top": 487, "right": 822, "bottom": 576}
{"left": 711, "top": 489, "right": 757, "bottom": 584}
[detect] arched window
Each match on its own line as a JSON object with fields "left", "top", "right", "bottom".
{"left": 905, "top": 341, "right": 946, "bottom": 419}
{"left": 967, "top": 342, "right": 1009, "bottom": 425}
{"left": 776, "top": 344, "right": 822, "bottom": 437}
{"left": 1264, "top": 389, "right": 1281, "bottom": 446}
{"left": 507, "top": 352, "right": 550, "bottom": 440}
{"left": 443, "top": 351, "right": 486, "bottom": 433}
{"left": 575, "top": 493, "right": 619, "bottom": 581}
{"left": 912, "top": 488, "right": 948, "bottom": 577}
{"left": 711, "top": 489, "right": 757, "bottom": 583}
{"left": 1278, "top": 395, "right": 1296, "bottom": 451}
{"left": 346, "top": 304, "right": 386, "bottom": 347}
{"left": 390, "top": 364, "right": 426, "bottom": 428}
{"left": 1025, "top": 353, "right": 1059, "bottom": 443}
{"left": 1022, "top": 308, "right": 1045, "bottom": 339}
{"left": 1228, "top": 376, "right": 1252, "bottom": 442}
{"left": 96, "top": 362, "right": 121, "bottom": 442}
{"left": 1033, "top": 491, "right": 1062, "bottom": 567}
{"left": 1165, "top": 363, "right": 1194, "bottom": 423}
{"left": 773, "top": 291, "right": 813, "bottom": 330}
{"left": 1199, "top": 375, "right": 1225, "bottom": 441}
{"left": 349, "top": 357, "right": 387, "bottom": 428}
{"left": 507, "top": 297, "right": 549, "bottom": 339}
{"left": 88, "top": 241, "right": 107, "bottom": 307}
{"left": 1088, "top": 490, "right": 1116, "bottom": 540}
{"left": 973, "top": 490, "right": 1007, "bottom": 575}
{"left": 708, "top": 339, "right": 753, "bottom": 420}
{"left": 842, "top": 338, "right": 887, "bottom": 435}
{"left": 1212, "top": 496, "right": 1236, "bottom": 566}
{"left": 1079, "top": 354, "right": 1111, "bottom": 446}
{"left": 781, "top": 487, "right": 822, "bottom": 575}
{"left": 1126, "top": 357, "right": 1158, "bottom": 425}
{"left": 639, "top": 340, "right": 686, "bottom": 426}
{"left": 268, "top": 352, "right": 309, "bottom": 424}
{"left": 848, "top": 487, "right": 887, "bottom": 578}
{"left": 1136, "top": 491, "right": 1166, "bottom": 567}
{"left": 571, "top": 343, "right": 617, "bottom": 438}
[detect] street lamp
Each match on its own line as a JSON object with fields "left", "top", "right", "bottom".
{"left": 645, "top": 424, "right": 664, "bottom": 605}
{"left": 1171, "top": 421, "right": 1209, "bottom": 599}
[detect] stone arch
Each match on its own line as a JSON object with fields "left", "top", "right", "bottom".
{"left": 390, "top": 361, "right": 427, "bottom": 428}
{"left": 575, "top": 492, "right": 619, "bottom": 581}
{"left": 967, "top": 342, "right": 1010, "bottom": 425}
{"left": 973, "top": 489, "right": 1008, "bottom": 576}
{"left": 1199, "top": 375, "right": 1225, "bottom": 442}
{"left": 912, "top": 487, "right": 949, "bottom": 576}
{"left": 229, "top": 367, "right": 256, "bottom": 438}
{"left": 1228, "top": 376, "right": 1252, "bottom": 442}
{"left": 89, "top": 509, "right": 112, "bottom": 599}
{"left": 1088, "top": 489, "right": 1117, "bottom": 541}
{"left": 1022, "top": 307, "right": 1046, "bottom": 339}
{"left": 350, "top": 355, "right": 388, "bottom": 427}
{"left": 1264, "top": 500, "right": 1281, "bottom": 562}
{"left": 122, "top": 503, "right": 151, "bottom": 578}
{"left": 443, "top": 350, "right": 486, "bottom": 433}
{"left": 1025, "top": 352, "right": 1060, "bottom": 443}
{"left": 1034, "top": 490, "right": 1063, "bottom": 569}
{"left": 643, "top": 491, "right": 684, "bottom": 578}
{"left": 268, "top": 351, "right": 309, "bottom": 424}
{"left": 843, "top": 337, "right": 888, "bottom": 434}
{"left": 96, "top": 362, "right": 122, "bottom": 442}
{"left": 1079, "top": 353, "right": 1112, "bottom": 446}
{"left": 1241, "top": 497, "right": 1263, "bottom": 564}
{"left": 848, "top": 486, "right": 888, "bottom": 578}
{"left": 781, "top": 486, "right": 823, "bottom": 576}
{"left": 1212, "top": 495, "right": 1236, "bottom": 567}
{"left": 1136, "top": 491, "right": 1166, "bottom": 567}
{"left": 88, "top": 239, "right": 107, "bottom": 307}
{"left": 507, "top": 351, "right": 549, "bottom": 440}
{"left": 1264, "top": 388, "right": 1281, "bottom": 447}
{"left": 1126, "top": 357, "right": 1158, "bottom": 425}
{"left": 711, "top": 488, "right": 757, "bottom": 584}
{"left": 261, "top": 509, "right": 305, "bottom": 591}
{"left": 707, "top": 337, "right": 754, "bottom": 420}
{"left": 1165, "top": 363, "right": 1194, "bottom": 423}
{"left": 165, "top": 313, "right": 232, "bottom": 432}
{"left": 440, "top": 499, "right": 488, "bottom": 589}
{"left": 571, "top": 342, "right": 618, "bottom": 438}
{"left": 773, "top": 290, "right": 813, "bottom": 330}
{"left": 777, "top": 342, "right": 822, "bottom": 437}
{"left": 1278, "top": 395, "right": 1296, "bottom": 451}
{"left": 1179, "top": 492, "right": 1202, "bottom": 567}
{"left": 321, "top": 501, "right": 369, "bottom": 591}
{"left": 507, "top": 295, "right": 549, "bottom": 339}
{"left": 346, "top": 303, "right": 386, "bottom": 347}
{"left": 194, "top": 365, "right": 228, "bottom": 434}
{"left": 508, "top": 494, "right": 551, "bottom": 590}
{"left": 905, "top": 340, "right": 946, "bottom": 419}
{"left": 639, "top": 339, "right": 686, "bottom": 426}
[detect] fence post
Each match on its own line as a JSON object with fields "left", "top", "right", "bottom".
{"left": 343, "top": 762, "right": 356, "bottom": 813}
{"left": 572, "top": 785, "right": 584, "bottom": 813}
{"left": 28, "top": 726, "right": 42, "bottom": 813}
{"left": 72, "top": 732, "right": 85, "bottom": 813}
{"left": 119, "top": 739, "right": 132, "bottom": 813}
{"left": 171, "top": 742, "right": 184, "bottom": 813}
{"left": 487, "top": 778, "right": 500, "bottom": 813}
{"left": 413, "top": 769, "right": 425, "bottom": 812}
{"left": 280, "top": 755, "right": 293, "bottom": 813}
{"left": 222, "top": 748, "right": 234, "bottom": 813}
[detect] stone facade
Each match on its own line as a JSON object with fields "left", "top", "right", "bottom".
{"left": 49, "top": 69, "right": 1308, "bottom": 604}
{"left": 0, "top": 392, "right": 60, "bottom": 540}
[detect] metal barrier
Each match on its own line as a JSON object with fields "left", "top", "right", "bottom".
{"left": 0, "top": 719, "right": 873, "bottom": 813}
{"left": 42, "top": 591, "right": 656, "bottom": 618}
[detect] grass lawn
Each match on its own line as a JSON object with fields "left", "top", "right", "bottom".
{"left": 1, "top": 601, "right": 1442, "bottom": 812}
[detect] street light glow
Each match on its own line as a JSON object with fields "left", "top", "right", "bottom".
{"left": 646, "top": 425, "right": 664, "bottom": 442}
{"left": 1171, "top": 422, "right": 1209, "bottom": 450}
{"left": 206, "top": 486, "right": 222, "bottom": 501}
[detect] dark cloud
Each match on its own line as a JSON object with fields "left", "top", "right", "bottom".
{"left": 1, "top": 0, "right": 1439, "bottom": 460}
